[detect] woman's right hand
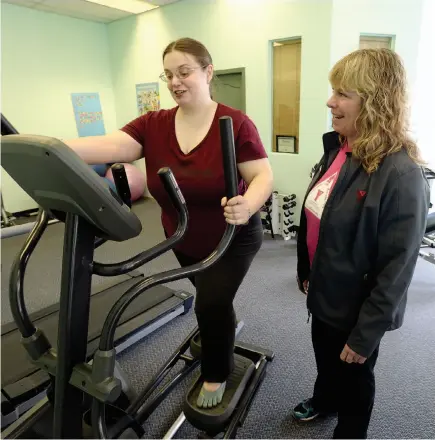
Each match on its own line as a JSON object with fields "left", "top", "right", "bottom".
{"left": 297, "top": 276, "right": 309, "bottom": 295}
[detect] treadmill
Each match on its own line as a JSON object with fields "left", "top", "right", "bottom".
{"left": 0, "top": 114, "right": 194, "bottom": 428}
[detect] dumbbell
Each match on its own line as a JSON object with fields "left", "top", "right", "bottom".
{"left": 283, "top": 225, "right": 298, "bottom": 235}
{"left": 283, "top": 201, "right": 296, "bottom": 210}
{"left": 283, "top": 194, "right": 296, "bottom": 203}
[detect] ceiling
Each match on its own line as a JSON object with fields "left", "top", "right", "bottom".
{"left": 2, "top": 0, "right": 182, "bottom": 23}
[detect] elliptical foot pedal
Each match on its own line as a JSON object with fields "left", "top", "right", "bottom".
{"left": 183, "top": 354, "right": 254, "bottom": 433}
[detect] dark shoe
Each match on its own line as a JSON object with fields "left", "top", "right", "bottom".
{"left": 291, "top": 397, "right": 337, "bottom": 422}
{"left": 292, "top": 398, "right": 320, "bottom": 421}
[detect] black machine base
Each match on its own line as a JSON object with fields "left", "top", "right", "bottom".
{"left": 181, "top": 340, "right": 274, "bottom": 437}
{"left": 2, "top": 396, "right": 144, "bottom": 440}
{"left": 1, "top": 274, "right": 194, "bottom": 430}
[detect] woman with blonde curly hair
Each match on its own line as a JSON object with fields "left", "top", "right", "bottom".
{"left": 292, "top": 48, "right": 430, "bottom": 438}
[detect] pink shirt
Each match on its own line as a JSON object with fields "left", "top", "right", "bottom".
{"left": 305, "top": 144, "right": 351, "bottom": 266}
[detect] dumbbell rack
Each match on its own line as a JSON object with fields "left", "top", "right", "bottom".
{"left": 261, "top": 191, "right": 297, "bottom": 240}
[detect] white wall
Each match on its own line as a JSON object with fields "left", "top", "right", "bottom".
{"left": 329, "top": 0, "right": 431, "bottom": 209}
{"left": 411, "top": 0, "right": 435, "bottom": 166}
{"left": 330, "top": 0, "right": 423, "bottom": 70}
{"left": 1, "top": 3, "right": 117, "bottom": 212}
{"left": 412, "top": 0, "right": 435, "bottom": 211}
{"left": 330, "top": 0, "right": 424, "bottom": 108}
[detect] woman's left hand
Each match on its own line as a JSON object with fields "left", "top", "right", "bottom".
{"left": 340, "top": 344, "right": 367, "bottom": 364}
{"left": 221, "top": 195, "right": 251, "bottom": 225}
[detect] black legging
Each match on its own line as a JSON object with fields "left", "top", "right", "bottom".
{"left": 171, "top": 212, "right": 263, "bottom": 382}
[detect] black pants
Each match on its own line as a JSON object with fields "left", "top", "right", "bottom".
{"left": 311, "top": 315, "right": 379, "bottom": 439}
{"left": 171, "top": 213, "right": 263, "bottom": 382}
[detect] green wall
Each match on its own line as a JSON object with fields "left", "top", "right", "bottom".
{"left": 1, "top": 3, "right": 117, "bottom": 212}
{"left": 1, "top": 0, "right": 426, "bottom": 217}
{"left": 107, "top": 0, "right": 424, "bottom": 221}
{"left": 107, "top": 0, "right": 333, "bottom": 210}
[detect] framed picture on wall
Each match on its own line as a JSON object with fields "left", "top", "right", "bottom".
{"left": 136, "top": 82, "right": 160, "bottom": 116}
{"left": 276, "top": 135, "right": 296, "bottom": 153}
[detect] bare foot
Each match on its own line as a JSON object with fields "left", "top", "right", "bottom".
{"left": 203, "top": 381, "right": 222, "bottom": 392}
{"left": 197, "top": 381, "right": 227, "bottom": 408}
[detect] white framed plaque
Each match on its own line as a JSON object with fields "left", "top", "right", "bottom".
{"left": 276, "top": 135, "right": 296, "bottom": 153}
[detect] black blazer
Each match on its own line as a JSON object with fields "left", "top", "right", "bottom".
{"left": 297, "top": 131, "right": 430, "bottom": 357}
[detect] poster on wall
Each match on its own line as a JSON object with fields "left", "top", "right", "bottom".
{"left": 71, "top": 93, "right": 105, "bottom": 137}
{"left": 136, "top": 82, "right": 160, "bottom": 116}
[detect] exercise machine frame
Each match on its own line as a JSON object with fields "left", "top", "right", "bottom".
{"left": 2, "top": 116, "right": 274, "bottom": 439}
{"left": 0, "top": 116, "right": 193, "bottom": 431}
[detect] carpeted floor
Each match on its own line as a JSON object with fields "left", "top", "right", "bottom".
{"left": 1, "top": 199, "right": 435, "bottom": 438}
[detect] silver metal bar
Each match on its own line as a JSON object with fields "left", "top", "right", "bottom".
{"left": 115, "top": 307, "right": 183, "bottom": 354}
{"left": 419, "top": 249, "right": 435, "bottom": 264}
{"left": 163, "top": 412, "right": 187, "bottom": 439}
{"left": 1, "top": 390, "right": 47, "bottom": 429}
{"left": 1, "top": 191, "right": 15, "bottom": 227}
{"left": 422, "top": 236, "right": 435, "bottom": 247}
{"left": 1, "top": 397, "right": 50, "bottom": 438}
{"left": 1, "top": 219, "right": 59, "bottom": 239}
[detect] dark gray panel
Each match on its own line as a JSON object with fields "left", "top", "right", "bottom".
{"left": 1, "top": 135, "right": 142, "bottom": 242}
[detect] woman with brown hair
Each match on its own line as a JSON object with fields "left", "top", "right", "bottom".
{"left": 292, "top": 48, "right": 430, "bottom": 438}
{"left": 65, "top": 37, "right": 273, "bottom": 409}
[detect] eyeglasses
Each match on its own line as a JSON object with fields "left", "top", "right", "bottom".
{"left": 159, "top": 65, "right": 207, "bottom": 83}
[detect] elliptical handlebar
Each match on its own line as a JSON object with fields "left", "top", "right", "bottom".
{"left": 91, "top": 113, "right": 239, "bottom": 276}
{"left": 220, "top": 116, "right": 239, "bottom": 200}
{"left": 92, "top": 167, "right": 189, "bottom": 276}
{"left": 93, "top": 112, "right": 239, "bottom": 276}
{"left": 9, "top": 209, "right": 51, "bottom": 338}
{"left": 92, "top": 116, "right": 239, "bottom": 439}
{"left": 111, "top": 163, "right": 132, "bottom": 208}
{"left": 91, "top": 163, "right": 133, "bottom": 251}
{"left": 99, "top": 116, "right": 238, "bottom": 350}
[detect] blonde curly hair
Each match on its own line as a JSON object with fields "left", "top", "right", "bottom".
{"left": 329, "top": 48, "right": 425, "bottom": 173}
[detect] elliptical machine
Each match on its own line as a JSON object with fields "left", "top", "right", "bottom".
{"left": 1, "top": 117, "right": 274, "bottom": 439}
